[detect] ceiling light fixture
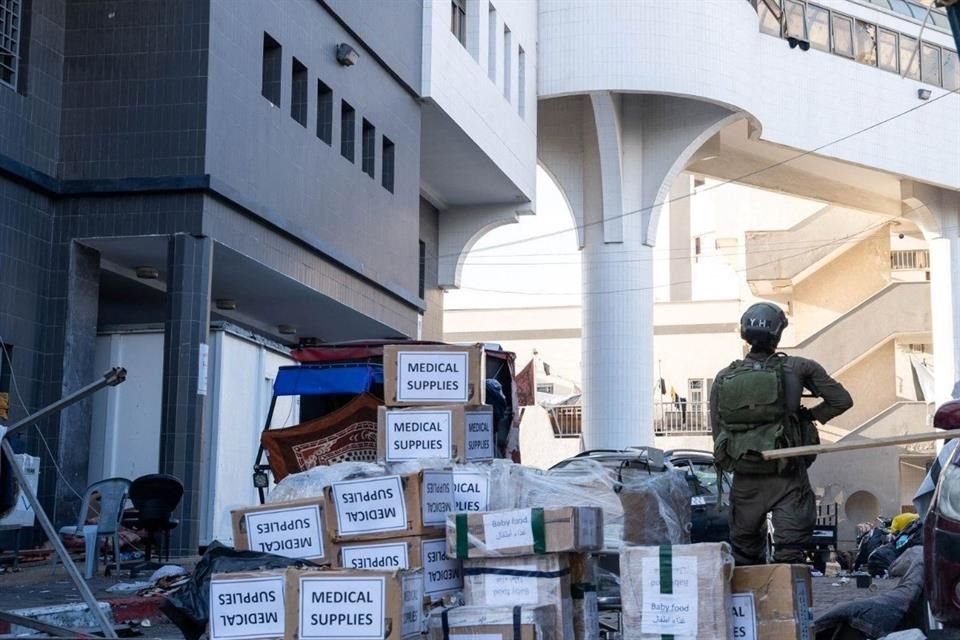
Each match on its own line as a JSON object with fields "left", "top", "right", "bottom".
{"left": 215, "top": 299, "right": 238, "bottom": 311}
{"left": 278, "top": 325, "right": 297, "bottom": 335}
{"left": 135, "top": 266, "right": 159, "bottom": 280}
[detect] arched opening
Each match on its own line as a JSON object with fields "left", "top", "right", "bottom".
{"left": 845, "top": 490, "right": 881, "bottom": 525}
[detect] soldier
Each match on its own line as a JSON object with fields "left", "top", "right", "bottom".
{"left": 710, "top": 302, "right": 853, "bottom": 565}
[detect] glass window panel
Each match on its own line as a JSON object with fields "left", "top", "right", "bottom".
{"left": 930, "top": 12, "right": 950, "bottom": 29}
{"left": 865, "top": 0, "right": 891, "bottom": 8}
{"left": 784, "top": 0, "right": 806, "bottom": 40}
{"left": 832, "top": 14, "right": 854, "bottom": 58}
{"left": 855, "top": 21, "right": 877, "bottom": 66}
{"left": 943, "top": 49, "right": 960, "bottom": 91}
{"left": 807, "top": 5, "right": 830, "bottom": 51}
{"left": 887, "top": 0, "right": 912, "bottom": 16}
{"left": 758, "top": 0, "right": 781, "bottom": 36}
{"left": 900, "top": 34, "right": 920, "bottom": 79}
{"left": 921, "top": 43, "right": 941, "bottom": 86}
{"left": 906, "top": 2, "right": 928, "bottom": 20}
{"left": 878, "top": 28, "right": 898, "bottom": 72}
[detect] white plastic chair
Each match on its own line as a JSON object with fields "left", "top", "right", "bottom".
{"left": 53, "top": 477, "right": 131, "bottom": 578}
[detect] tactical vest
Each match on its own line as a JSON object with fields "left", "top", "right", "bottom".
{"left": 713, "top": 353, "right": 800, "bottom": 474}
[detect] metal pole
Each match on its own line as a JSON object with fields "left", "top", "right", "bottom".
{"left": 1, "top": 440, "right": 116, "bottom": 638}
{"left": 0, "top": 367, "right": 126, "bottom": 639}
{"left": 762, "top": 430, "right": 948, "bottom": 460}
{"left": 4, "top": 368, "right": 126, "bottom": 437}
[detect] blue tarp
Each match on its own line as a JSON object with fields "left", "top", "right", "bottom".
{"left": 273, "top": 364, "right": 383, "bottom": 396}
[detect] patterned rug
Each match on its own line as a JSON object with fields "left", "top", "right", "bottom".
{"left": 261, "top": 393, "right": 380, "bottom": 481}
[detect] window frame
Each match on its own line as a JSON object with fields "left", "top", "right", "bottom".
{"left": 877, "top": 27, "right": 899, "bottom": 73}
{"left": 854, "top": 20, "right": 878, "bottom": 67}
{"left": 361, "top": 118, "right": 376, "bottom": 179}
{"left": 261, "top": 32, "right": 282, "bottom": 107}
{"left": 381, "top": 136, "right": 395, "bottom": 193}
{"left": 451, "top": 0, "right": 467, "bottom": 46}
{"left": 899, "top": 33, "right": 921, "bottom": 80}
{"left": 920, "top": 41, "right": 941, "bottom": 87}
{"left": 783, "top": 0, "right": 808, "bottom": 41}
{"left": 290, "top": 57, "right": 308, "bottom": 127}
{"left": 805, "top": 3, "right": 832, "bottom": 52}
{"left": 316, "top": 80, "right": 333, "bottom": 145}
{"left": 830, "top": 11, "right": 855, "bottom": 59}
{"left": 942, "top": 48, "right": 960, "bottom": 92}
{"left": 340, "top": 100, "right": 356, "bottom": 163}
{"left": 0, "top": 0, "right": 22, "bottom": 90}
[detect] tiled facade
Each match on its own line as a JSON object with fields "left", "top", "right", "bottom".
{"left": 0, "top": 0, "right": 427, "bottom": 553}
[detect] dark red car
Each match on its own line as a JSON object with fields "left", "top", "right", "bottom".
{"left": 923, "top": 399, "right": 960, "bottom": 627}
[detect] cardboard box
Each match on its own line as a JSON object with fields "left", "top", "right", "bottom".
{"left": 285, "top": 568, "right": 423, "bottom": 640}
{"left": 428, "top": 604, "right": 557, "bottom": 640}
{"left": 462, "top": 554, "right": 574, "bottom": 640}
{"left": 383, "top": 344, "right": 485, "bottom": 407}
{"left": 420, "top": 468, "right": 491, "bottom": 528}
{"left": 231, "top": 498, "right": 331, "bottom": 562}
{"left": 209, "top": 571, "right": 287, "bottom": 640}
{"left": 731, "top": 564, "right": 813, "bottom": 640}
{"left": 570, "top": 554, "right": 599, "bottom": 640}
{"left": 446, "top": 506, "right": 603, "bottom": 559}
{"left": 377, "top": 405, "right": 493, "bottom": 463}
{"left": 330, "top": 535, "right": 465, "bottom": 601}
{"left": 325, "top": 473, "right": 442, "bottom": 542}
{"left": 620, "top": 542, "right": 734, "bottom": 640}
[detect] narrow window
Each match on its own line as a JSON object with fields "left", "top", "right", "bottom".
{"left": 877, "top": 28, "right": 899, "bottom": 73}
{"left": 291, "top": 58, "right": 307, "bottom": 126}
{"left": 921, "top": 42, "right": 941, "bottom": 87}
{"left": 418, "top": 240, "right": 426, "bottom": 299}
{"left": 451, "top": 0, "right": 466, "bottom": 46}
{"left": 503, "top": 25, "right": 511, "bottom": 101}
{"left": 381, "top": 136, "right": 395, "bottom": 193}
{"left": 517, "top": 46, "right": 525, "bottom": 118}
{"left": 340, "top": 101, "right": 355, "bottom": 162}
{"left": 831, "top": 14, "right": 854, "bottom": 58}
{"left": 899, "top": 34, "right": 920, "bottom": 80}
{"left": 758, "top": 0, "right": 782, "bottom": 36}
{"left": 487, "top": 4, "right": 497, "bottom": 82}
{"left": 943, "top": 49, "right": 960, "bottom": 92}
{"left": 805, "top": 4, "right": 830, "bottom": 52}
{"left": 261, "top": 33, "right": 282, "bottom": 107}
{"left": 854, "top": 20, "right": 877, "bottom": 66}
{"left": 0, "top": 0, "right": 23, "bottom": 89}
{"left": 362, "top": 119, "right": 376, "bottom": 179}
{"left": 316, "top": 80, "right": 332, "bottom": 144}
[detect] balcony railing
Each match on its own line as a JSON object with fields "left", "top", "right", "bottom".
{"left": 654, "top": 401, "right": 712, "bottom": 436}
{"left": 890, "top": 249, "right": 930, "bottom": 271}
{"left": 546, "top": 401, "right": 714, "bottom": 438}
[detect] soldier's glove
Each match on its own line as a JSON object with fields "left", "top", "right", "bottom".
{"left": 798, "top": 406, "right": 816, "bottom": 423}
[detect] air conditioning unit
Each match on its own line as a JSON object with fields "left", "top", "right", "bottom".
{"left": 0, "top": 454, "right": 39, "bottom": 528}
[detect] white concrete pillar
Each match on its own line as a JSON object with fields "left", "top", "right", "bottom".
{"left": 929, "top": 229, "right": 960, "bottom": 404}
{"left": 669, "top": 174, "right": 693, "bottom": 302}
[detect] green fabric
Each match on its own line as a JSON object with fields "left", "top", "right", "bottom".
{"left": 456, "top": 513, "right": 468, "bottom": 558}
{"left": 532, "top": 508, "right": 546, "bottom": 554}
{"left": 714, "top": 354, "right": 794, "bottom": 474}
{"left": 658, "top": 546, "right": 674, "bottom": 640}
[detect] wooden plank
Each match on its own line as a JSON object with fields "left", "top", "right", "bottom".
{"left": 762, "top": 430, "right": 949, "bottom": 460}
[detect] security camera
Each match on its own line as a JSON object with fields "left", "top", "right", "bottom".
{"left": 336, "top": 43, "right": 359, "bottom": 66}
{"left": 788, "top": 37, "right": 810, "bottom": 51}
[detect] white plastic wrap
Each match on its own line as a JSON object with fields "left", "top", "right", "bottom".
{"left": 619, "top": 469, "right": 692, "bottom": 546}
{"left": 266, "top": 461, "right": 386, "bottom": 503}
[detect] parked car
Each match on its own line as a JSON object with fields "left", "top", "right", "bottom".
{"left": 549, "top": 447, "right": 731, "bottom": 544}
{"left": 923, "top": 399, "right": 960, "bottom": 628}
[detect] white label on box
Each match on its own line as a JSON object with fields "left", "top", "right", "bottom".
{"left": 385, "top": 409, "right": 453, "bottom": 461}
{"left": 299, "top": 576, "right": 385, "bottom": 640}
{"left": 422, "top": 538, "right": 463, "bottom": 596}
{"left": 731, "top": 593, "right": 757, "bottom": 640}
{"left": 795, "top": 578, "right": 811, "bottom": 640}
{"left": 332, "top": 476, "right": 407, "bottom": 535}
{"left": 640, "top": 555, "right": 699, "bottom": 637}
{"left": 396, "top": 351, "right": 470, "bottom": 403}
{"left": 209, "top": 576, "right": 285, "bottom": 640}
{"left": 464, "top": 409, "right": 495, "bottom": 460}
{"left": 483, "top": 563, "right": 539, "bottom": 606}
{"left": 421, "top": 470, "right": 490, "bottom": 526}
{"left": 340, "top": 541, "right": 409, "bottom": 571}
{"left": 244, "top": 505, "right": 324, "bottom": 559}
{"left": 401, "top": 572, "right": 424, "bottom": 637}
{"left": 482, "top": 509, "right": 534, "bottom": 550}
{"left": 578, "top": 507, "right": 599, "bottom": 548}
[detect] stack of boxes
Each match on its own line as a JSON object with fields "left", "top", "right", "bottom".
{"left": 432, "top": 505, "right": 604, "bottom": 640}
{"left": 212, "top": 343, "right": 497, "bottom": 639}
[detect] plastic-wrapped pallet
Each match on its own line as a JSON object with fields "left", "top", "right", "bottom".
{"left": 446, "top": 506, "right": 603, "bottom": 559}
{"left": 462, "top": 554, "right": 574, "bottom": 640}
{"left": 620, "top": 542, "right": 734, "bottom": 640}
{"left": 267, "top": 461, "right": 387, "bottom": 503}
{"left": 428, "top": 604, "right": 558, "bottom": 640}
{"left": 620, "top": 470, "right": 692, "bottom": 545}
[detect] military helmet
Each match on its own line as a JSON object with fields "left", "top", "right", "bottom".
{"left": 740, "top": 302, "right": 788, "bottom": 348}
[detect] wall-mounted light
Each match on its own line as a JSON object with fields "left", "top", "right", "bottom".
{"left": 135, "top": 266, "right": 159, "bottom": 280}
{"left": 215, "top": 299, "right": 238, "bottom": 311}
{"left": 787, "top": 36, "right": 810, "bottom": 51}
{"left": 336, "top": 43, "right": 359, "bottom": 66}
{"left": 278, "top": 324, "right": 297, "bottom": 335}
{"left": 918, "top": 88, "right": 932, "bottom": 100}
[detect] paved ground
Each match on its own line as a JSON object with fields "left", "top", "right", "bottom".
{"left": 811, "top": 574, "right": 900, "bottom": 617}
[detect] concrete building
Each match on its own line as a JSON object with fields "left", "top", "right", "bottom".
{"left": 0, "top": 0, "right": 535, "bottom": 553}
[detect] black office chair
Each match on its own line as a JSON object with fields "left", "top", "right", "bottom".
{"left": 128, "top": 474, "right": 183, "bottom": 566}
